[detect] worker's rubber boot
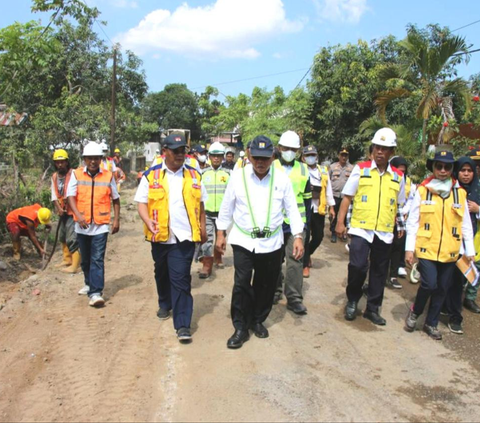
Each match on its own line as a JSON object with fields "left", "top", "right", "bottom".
{"left": 62, "top": 250, "right": 81, "bottom": 274}
{"left": 55, "top": 243, "right": 72, "bottom": 268}
{"left": 214, "top": 249, "right": 225, "bottom": 269}
{"left": 199, "top": 257, "right": 214, "bottom": 279}
{"left": 12, "top": 241, "right": 21, "bottom": 261}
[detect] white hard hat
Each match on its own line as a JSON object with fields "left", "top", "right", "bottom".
{"left": 372, "top": 128, "right": 397, "bottom": 147}
{"left": 208, "top": 142, "right": 225, "bottom": 155}
{"left": 83, "top": 142, "right": 103, "bottom": 157}
{"left": 239, "top": 151, "right": 245, "bottom": 158}
{"left": 279, "top": 131, "right": 301, "bottom": 149}
{"left": 100, "top": 142, "right": 109, "bottom": 152}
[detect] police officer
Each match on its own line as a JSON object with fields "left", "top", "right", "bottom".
{"left": 199, "top": 142, "right": 231, "bottom": 278}
{"left": 273, "top": 131, "right": 312, "bottom": 314}
{"left": 336, "top": 128, "right": 405, "bottom": 325}
{"left": 301, "top": 145, "right": 335, "bottom": 278}
{"left": 329, "top": 148, "right": 353, "bottom": 242}
{"left": 51, "top": 149, "right": 81, "bottom": 274}
{"left": 135, "top": 134, "right": 207, "bottom": 343}
{"left": 216, "top": 135, "right": 304, "bottom": 349}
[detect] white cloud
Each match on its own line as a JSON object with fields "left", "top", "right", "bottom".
{"left": 115, "top": 0, "right": 304, "bottom": 59}
{"left": 313, "top": 0, "right": 368, "bottom": 23}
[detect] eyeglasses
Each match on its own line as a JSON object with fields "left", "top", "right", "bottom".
{"left": 434, "top": 162, "right": 453, "bottom": 171}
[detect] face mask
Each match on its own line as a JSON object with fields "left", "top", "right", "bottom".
{"left": 305, "top": 156, "right": 317, "bottom": 166}
{"left": 281, "top": 150, "right": 296, "bottom": 163}
{"left": 197, "top": 154, "right": 207, "bottom": 163}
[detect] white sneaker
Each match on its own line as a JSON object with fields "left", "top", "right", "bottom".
{"left": 89, "top": 294, "right": 105, "bottom": 307}
{"left": 398, "top": 267, "right": 407, "bottom": 277}
{"left": 78, "top": 285, "right": 90, "bottom": 295}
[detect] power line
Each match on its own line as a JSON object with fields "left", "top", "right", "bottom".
{"left": 81, "top": 0, "right": 115, "bottom": 47}
{"left": 294, "top": 64, "right": 313, "bottom": 90}
{"left": 191, "top": 68, "right": 309, "bottom": 91}
{"left": 453, "top": 48, "right": 480, "bottom": 56}
{"left": 452, "top": 19, "right": 480, "bottom": 32}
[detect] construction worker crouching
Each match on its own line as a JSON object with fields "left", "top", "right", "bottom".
{"left": 51, "top": 149, "right": 81, "bottom": 273}
{"left": 6, "top": 204, "right": 51, "bottom": 260}
{"left": 198, "top": 142, "right": 231, "bottom": 278}
{"left": 273, "top": 130, "right": 312, "bottom": 315}
{"left": 67, "top": 141, "right": 121, "bottom": 307}
{"left": 301, "top": 145, "right": 336, "bottom": 278}
{"left": 216, "top": 135, "right": 304, "bottom": 349}
{"left": 135, "top": 134, "right": 207, "bottom": 344}
{"left": 336, "top": 127, "right": 405, "bottom": 326}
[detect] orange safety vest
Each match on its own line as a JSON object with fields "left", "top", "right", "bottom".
{"left": 73, "top": 168, "right": 113, "bottom": 225}
{"left": 6, "top": 204, "right": 42, "bottom": 230}
{"left": 52, "top": 169, "right": 74, "bottom": 216}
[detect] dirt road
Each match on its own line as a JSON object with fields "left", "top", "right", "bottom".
{"left": 1, "top": 186, "right": 480, "bottom": 422}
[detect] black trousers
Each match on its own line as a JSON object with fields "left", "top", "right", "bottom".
{"left": 231, "top": 245, "right": 282, "bottom": 330}
{"left": 329, "top": 196, "right": 343, "bottom": 233}
{"left": 303, "top": 213, "right": 325, "bottom": 267}
{"left": 445, "top": 265, "right": 465, "bottom": 324}
{"left": 389, "top": 226, "right": 406, "bottom": 277}
{"left": 413, "top": 259, "right": 455, "bottom": 327}
{"left": 346, "top": 235, "right": 392, "bottom": 313}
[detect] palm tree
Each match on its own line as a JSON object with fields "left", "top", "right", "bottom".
{"left": 375, "top": 26, "right": 472, "bottom": 154}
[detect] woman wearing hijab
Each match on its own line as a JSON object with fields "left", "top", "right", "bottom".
{"left": 444, "top": 157, "right": 480, "bottom": 333}
{"left": 404, "top": 151, "right": 475, "bottom": 340}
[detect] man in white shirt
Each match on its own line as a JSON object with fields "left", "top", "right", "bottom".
{"left": 336, "top": 128, "right": 405, "bottom": 326}
{"left": 216, "top": 135, "right": 304, "bottom": 349}
{"left": 135, "top": 134, "right": 207, "bottom": 344}
{"left": 67, "top": 142, "right": 120, "bottom": 307}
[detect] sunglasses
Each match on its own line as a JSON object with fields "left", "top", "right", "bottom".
{"left": 434, "top": 162, "right": 453, "bottom": 171}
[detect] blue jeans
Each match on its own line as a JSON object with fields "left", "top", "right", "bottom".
{"left": 77, "top": 233, "right": 108, "bottom": 297}
{"left": 151, "top": 241, "right": 195, "bottom": 330}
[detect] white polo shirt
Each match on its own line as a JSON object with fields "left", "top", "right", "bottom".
{"left": 134, "top": 163, "right": 207, "bottom": 244}
{"left": 216, "top": 164, "right": 304, "bottom": 253}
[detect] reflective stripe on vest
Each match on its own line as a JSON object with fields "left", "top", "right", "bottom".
{"left": 350, "top": 163, "right": 400, "bottom": 233}
{"left": 145, "top": 164, "right": 202, "bottom": 242}
{"left": 74, "top": 168, "right": 113, "bottom": 225}
{"left": 415, "top": 185, "right": 466, "bottom": 262}
{"left": 52, "top": 169, "right": 74, "bottom": 215}
{"left": 274, "top": 160, "right": 309, "bottom": 223}
{"left": 203, "top": 168, "right": 230, "bottom": 213}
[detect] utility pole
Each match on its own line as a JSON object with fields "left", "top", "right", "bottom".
{"left": 110, "top": 45, "right": 117, "bottom": 155}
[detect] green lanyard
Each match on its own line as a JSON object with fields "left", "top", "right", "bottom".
{"left": 234, "top": 166, "right": 279, "bottom": 238}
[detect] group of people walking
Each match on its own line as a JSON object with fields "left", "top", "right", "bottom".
{"left": 6, "top": 127, "right": 480, "bottom": 348}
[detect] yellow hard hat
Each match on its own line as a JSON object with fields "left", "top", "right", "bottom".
{"left": 114, "top": 148, "right": 120, "bottom": 153}
{"left": 38, "top": 208, "right": 51, "bottom": 225}
{"left": 53, "top": 149, "right": 69, "bottom": 161}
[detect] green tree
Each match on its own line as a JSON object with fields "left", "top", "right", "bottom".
{"left": 375, "top": 24, "right": 472, "bottom": 154}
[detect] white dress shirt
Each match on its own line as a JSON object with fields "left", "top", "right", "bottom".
{"left": 405, "top": 186, "right": 475, "bottom": 257}
{"left": 67, "top": 167, "right": 119, "bottom": 236}
{"left": 134, "top": 163, "right": 207, "bottom": 244}
{"left": 216, "top": 164, "right": 304, "bottom": 253}
{"left": 308, "top": 165, "right": 336, "bottom": 213}
{"left": 342, "top": 160, "right": 405, "bottom": 245}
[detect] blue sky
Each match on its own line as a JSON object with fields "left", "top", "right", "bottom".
{"left": 1, "top": 0, "right": 479, "bottom": 98}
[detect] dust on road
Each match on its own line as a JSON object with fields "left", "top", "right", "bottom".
{"left": 1, "top": 186, "right": 479, "bottom": 422}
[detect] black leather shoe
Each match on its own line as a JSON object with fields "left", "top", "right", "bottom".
{"left": 227, "top": 329, "right": 250, "bottom": 349}
{"left": 363, "top": 310, "right": 386, "bottom": 326}
{"left": 344, "top": 301, "right": 357, "bottom": 321}
{"left": 252, "top": 323, "right": 269, "bottom": 338}
{"left": 464, "top": 299, "right": 480, "bottom": 314}
{"left": 287, "top": 302, "right": 307, "bottom": 315}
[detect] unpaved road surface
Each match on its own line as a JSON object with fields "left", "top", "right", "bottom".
{"left": 1, "top": 186, "right": 480, "bottom": 422}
